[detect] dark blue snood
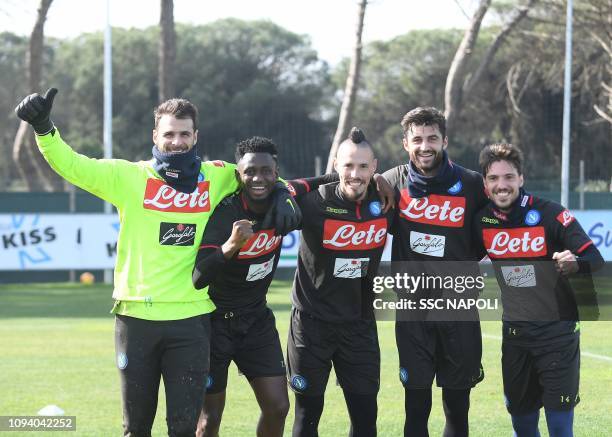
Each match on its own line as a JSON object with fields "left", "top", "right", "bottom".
{"left": 152, "top": 145, "right": 201, "bottom": 193}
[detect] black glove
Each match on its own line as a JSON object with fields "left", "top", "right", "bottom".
{"left": 260, "top": 182, "right": 302, "bottom": 236}
{"left": 15, "top": 87, "right": 58, "bottom": 135}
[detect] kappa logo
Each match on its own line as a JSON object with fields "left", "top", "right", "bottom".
{"left": 399, "top": 191, "right": 466, "bottom": 227}
{"left": 159, "top": 223, "right": 197, "bottom": 246}
{"left": 556, "top": 210, "right": 575, "bottom": 228}
{"left": 246, "top": 255, "right": 276, "bottom": 281}
{"left": 481, "top": 216, "right": 499, "bottom": 225}
{"left": 206, "top": 375, "right": 214, "bottom": 389}
{"left": 482, "top": 227, "right": 547, "bottom": 258}
{"left": 238, "top": 230, "right": 282, "bottom": 259}
{"left": 325, "top": 206, "right": 349, "bottom": 215}
{"left": 501, "top": 265, "right": 537, "bottom": 287}
{"left": 322, "top": 218, "right": 387, "bottom": 251}
{"left": 143, "top": 179, "right": 210, "bottom": 212}
{"left": 409, "top": 231, "right": 445, "bottom": 257}
{"left": 333, "top": 257, "right": 370, "bottom": 278}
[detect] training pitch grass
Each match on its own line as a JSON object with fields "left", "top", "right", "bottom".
{"left": 0, "top": 281, "right": 610, "bottom": 436}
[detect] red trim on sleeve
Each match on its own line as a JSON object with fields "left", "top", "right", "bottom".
{"left": 199, "top": 244, "right": 220, "bottom": 250}
{"left": 293, "top": 179, "right": 310, "bottom": 193}
{"left": 576, "top": 240, "right": 594, "bottom": 254}
{"left": 529, "top": 196, "right": 533, "bottom": 206}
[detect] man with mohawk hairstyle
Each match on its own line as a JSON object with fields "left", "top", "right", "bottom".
{"left": 287, "top": 127, "right": 394, "bottom": 436}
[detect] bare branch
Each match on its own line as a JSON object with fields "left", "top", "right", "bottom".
{"left": 593, "top": 104, "right": 612, "bottom": 124}
{"left": 464, "top": 0, "right": 538, "bottom": 96}
{"left": 506, "top": 64, "right": 523, "bottom": 115}
{"left": 444, "top": 0, "right": 491, "bottom": 135}
{"left": 326, "top": 0, "right": 367, "bottom": 173}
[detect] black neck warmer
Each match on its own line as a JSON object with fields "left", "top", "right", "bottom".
{"left": 151, "top": 145, "right": 201, "bottom": 193}
{"left": 407, "top": 150, "right": 460, "bottom": 198}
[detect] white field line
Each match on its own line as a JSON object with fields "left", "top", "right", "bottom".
{"left": 481, "top": 333, "right": 612, "bottom": 363}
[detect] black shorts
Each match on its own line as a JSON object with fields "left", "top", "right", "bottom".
{"left": 395, "top": 320, "right": 484, "bottom": 389}
{"left": 206, "top": 306, "right": 285, "bottom": 394}
{"left": 286, "top": 308, "right": 380, "bottom": 396}
{"left": 502, "top": 334, "right": 580, "bottom": 415}
{"left": 115, "top": 314, "right": 210, "bottom": 435}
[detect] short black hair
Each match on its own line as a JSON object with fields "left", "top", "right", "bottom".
{"left": 154, "top": 98, "right": 198, "bottom": 130}
{"left": 479, "top": 143, "right": 524, "bottom": 176}
{"left": 235, "top": 136, "right": 279, "bottom": 163}
{"left": 401, "top": 107, "right": 446, "bottom": 138}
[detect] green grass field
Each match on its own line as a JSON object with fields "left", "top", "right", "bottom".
{"left": 0, "top": 281, "right": 610, "bottom": 436}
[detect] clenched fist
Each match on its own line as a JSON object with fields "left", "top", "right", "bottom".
{"left": 222, "top": 219, "right": 254, "bottom": 259}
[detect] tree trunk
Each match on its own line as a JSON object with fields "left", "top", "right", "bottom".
{"left": 159, "top": 0, "right": 176, "bottom": 102}
{"left": 325, "top": 0, "right": 367, "bottom": 173}
{"left": 444, "top": 0, "right": 491, "bottom": 138}
{"left": 444, "top": 0, "right": 538, "bottom": 139}
{"left": 12, "top": 0, "right": 64, "bottom": 191}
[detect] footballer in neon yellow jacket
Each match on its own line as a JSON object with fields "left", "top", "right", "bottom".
{"left": 37, "top": 129, "right": 238, "bottom": 321}
{"left": 16, "top": 89, "right": 301, "bottom": 435}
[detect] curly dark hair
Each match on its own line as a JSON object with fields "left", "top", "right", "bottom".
{"left": 401, "top": 107, "right": 446, "bottom": 138}
{"left": 235, "top": 136, "right": 279, "bottom": 163}
{"left": 479, "top": 143, "right": 524, "bottom": 176}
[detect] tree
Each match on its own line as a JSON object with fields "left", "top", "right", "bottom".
{"left": 444, "top": 0, "right": 538, "bottom": 138}
{"left": 12, "top": 0, "right": 63, "bottom": 191}
{"left": 158, "top": 0, "right": 176, "bottom": 102}
{"left": 39, "top": 21, "right": 331, "bottom": 178}
{"left": 325, "top": 0, "right": 367, "bottom": 173}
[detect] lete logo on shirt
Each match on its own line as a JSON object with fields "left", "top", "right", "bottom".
{"left": 399, "top": 192, "right": 466, "bottom": 227}
{"left": 238, "top": 230, "right": 282, "bottom": 259}
{"left": 482, "top": 227, "right": 547, "bottom": 258}
{"left": 322, "top": 218, "right": 387, "bottom": 251}
{"left": 143, "top": 179, "right": 210, "bottom": 212}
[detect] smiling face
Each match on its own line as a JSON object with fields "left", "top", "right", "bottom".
{"left": 153, "top": 114, "right": 198, "bottom": 153}
{"left": 334, "top": 141, "right": 377, "bottom": 202}
{"left": 403, "top": 124, "right": 447, "bottom": 176}
{"left": 484, "top": 160, "right": 524, "bottom": 212}
{"left": 237, "top": 152, "right": 278, "bottom": 204}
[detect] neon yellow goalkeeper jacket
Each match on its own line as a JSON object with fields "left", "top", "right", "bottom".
{"left": 37, "top": 130, "right": 238, "bottom": 320}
